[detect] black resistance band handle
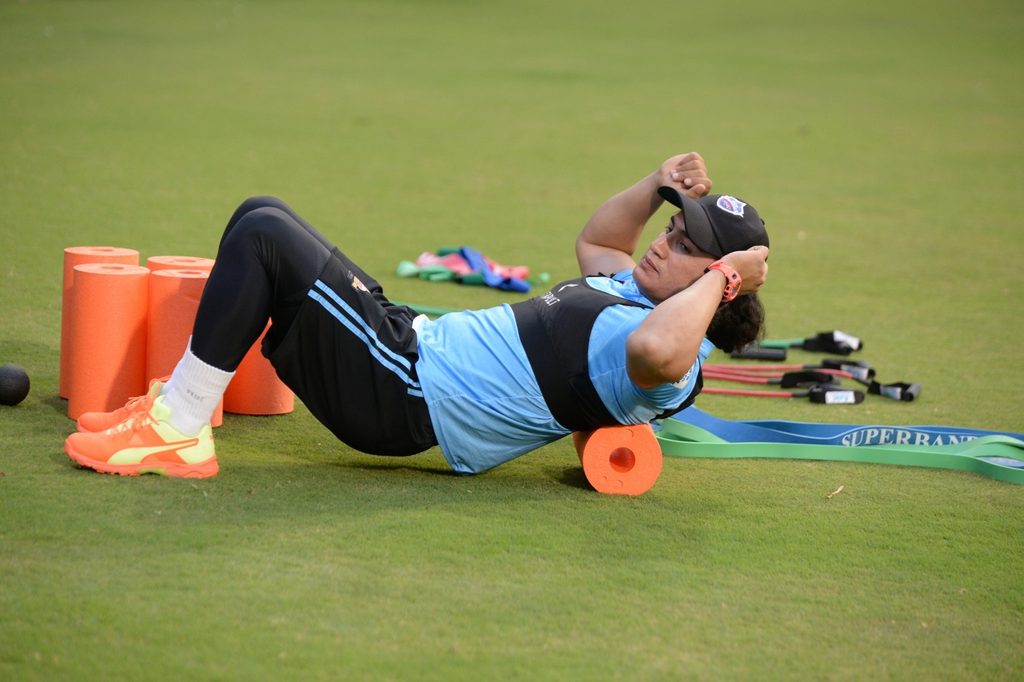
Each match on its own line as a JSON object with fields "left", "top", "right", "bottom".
{"left": 868, "top": 381, "right": 922, "bottom": 402}
{"left": 807, "top": 385, "right": 865, "bottom": 404}
{"left": 730, "top": 345, "right": 788, "bottom": 361}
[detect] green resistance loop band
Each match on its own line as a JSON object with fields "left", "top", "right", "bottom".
{"left": 656, "top": 419, "right": 1024, "bottom": 485}
{"left": 759, "top": 338, "right": 804, "bottom": 349}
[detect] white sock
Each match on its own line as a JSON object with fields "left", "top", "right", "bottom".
{"left": 160, "top": 339, "right": 234, "bottom": 435}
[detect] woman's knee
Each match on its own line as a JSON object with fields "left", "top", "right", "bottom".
{"left": 216, "top": 206, "right": 332, "bottom": 301}
{"left": 222, "top": 206, "right": 331, "bottom": 267}
{"left": 221, "top": 196, "right": 292, "bottom": 244}
{"left": 223, "top": 206, "right": 301, "bottom": 248}
{"left": 236, "top": 195, "right": 290, "bottom": 216}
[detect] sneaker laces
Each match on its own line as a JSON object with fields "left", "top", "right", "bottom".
{"left": 121, "top": 391, "right": 156, "bottom": 413}
{"left": 108, "top": 406, "right": 159, "bottom": 436}
{"left": 119, "top": 378, "right": 165, "bottom": 414}
{"left": 104, "top": 378, "right": 165, "bottom": 425}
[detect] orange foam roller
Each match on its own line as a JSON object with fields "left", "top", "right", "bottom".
{"left": 60, "top": 246, "right": 140, "bottom": 398}
{"left": 572, "top": 424, "right": 663, "bottom": 495}
{"left": 67, "top": 263, "right": 150, "bottom": 420}
{"left": 146, "top": 269, "right": 223, "bottom": 428}
{"left": 223, "top": 325, "right": 294, "bottom": 415}
{"left": 147, "top": 255, "right": 215, "bottom": 272}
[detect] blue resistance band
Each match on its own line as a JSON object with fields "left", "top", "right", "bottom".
{"left": 669, "top": 406, "right": 1024, "bottom": 447}
{"left": 659, "top": 407, "right": 1024, "bottom": 484}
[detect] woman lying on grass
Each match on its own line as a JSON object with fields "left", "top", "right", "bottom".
{"left": 65, "top": 152, "right": 769, "bottom": 478}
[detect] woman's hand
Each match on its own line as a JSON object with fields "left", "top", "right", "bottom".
{"left": 656, "top": 152, "right": 712, "bottom": 199}
{"left": 720, "top": 245, "right": 769, "bottom": 295}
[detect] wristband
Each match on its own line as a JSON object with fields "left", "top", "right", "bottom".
{"left": 705, "top": 260, "right": 741, "bottom": 303}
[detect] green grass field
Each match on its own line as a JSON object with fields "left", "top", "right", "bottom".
{"left": 2, "top": 1, "right": 1022, "bottom": 679}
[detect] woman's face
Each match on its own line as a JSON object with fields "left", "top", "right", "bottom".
{"left": 632, "top": 211, "right": 716, "bottom": 304}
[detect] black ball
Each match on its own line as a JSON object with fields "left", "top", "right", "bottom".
{"left": 0, "top": 364, "right": 30, "bottom": 406}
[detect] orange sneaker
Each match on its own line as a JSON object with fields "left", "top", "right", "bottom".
{"left": 65, "top": 396, "right": 218, "bottom": 478}
{"left": 77, "top": 377, "right": 167, "bottom": 433}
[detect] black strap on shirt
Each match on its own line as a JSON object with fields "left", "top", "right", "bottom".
{"left": 510, "top": 277, "right": 702, "bottom": 432}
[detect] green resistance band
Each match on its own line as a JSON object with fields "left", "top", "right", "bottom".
{"left": 758, "top": 338, "right": 804, "bottom": 349}
{"left": 656, "top": 419, "right": 1024, "bottom": 485}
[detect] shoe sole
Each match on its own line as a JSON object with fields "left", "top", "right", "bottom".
{"left": 64, "top": 441, "right": 219, "bottom": 479}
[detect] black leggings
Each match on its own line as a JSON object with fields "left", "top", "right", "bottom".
{"left": 191, "top": 196, "right": 335, "bottom": 371}
{"left": 191, "top": 197, "right": 435, "bottom": 455}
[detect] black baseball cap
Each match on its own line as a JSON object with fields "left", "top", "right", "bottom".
{"left": 657, "top": 187, "right": 769, "bottom": 258}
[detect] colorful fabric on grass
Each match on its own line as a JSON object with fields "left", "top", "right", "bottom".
{"left": 397, "top": 246, "right": 547, "bottom": 293}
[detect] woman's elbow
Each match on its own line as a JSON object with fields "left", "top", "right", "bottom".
{"left": 626, "top": 330, "right": 697, "bottom": 388}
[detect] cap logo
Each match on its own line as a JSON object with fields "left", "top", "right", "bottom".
{"left": 716, "top": 195, "right": 746, "bottom": 217}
